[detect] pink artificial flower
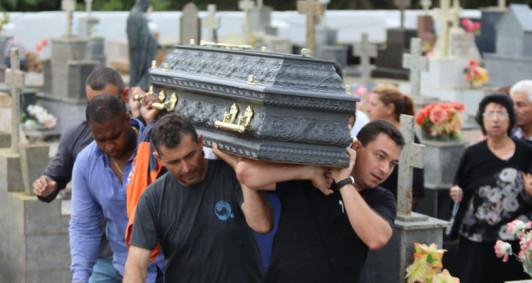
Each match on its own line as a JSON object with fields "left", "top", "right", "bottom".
{"left": 40, "top": 38, "right": 48, "bottom": 47}
{"left": 35, "top": 44, "right": 41, "bottom": 52}
{"left": 450, "top": 102, "right": 465, "bottom": 112}
{"left": 429, "top": 106, "right": 448, "bottom": 125}
{"left": 471, "top": 22, "right": 481, "bottom": 30}
{"left": 355, "top": 86, "right": 368, "bottom": 98}
{"left": 494, "top": 240, "right": 512, "bottom": 262}
{"left": 508, "top": 220, "right": 530, "bottom": 236}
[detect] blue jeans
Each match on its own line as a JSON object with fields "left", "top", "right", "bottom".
{"left": 89, "top": 258, "right": 119, "bottom": 283}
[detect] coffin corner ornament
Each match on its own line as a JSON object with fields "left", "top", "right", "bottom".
{"left": 150, "top": 45, "right": 359, "bottom": 167}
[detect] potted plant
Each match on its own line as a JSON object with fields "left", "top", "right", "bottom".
{"left": 405, "top": 242, "right": 459, "bottom": 283}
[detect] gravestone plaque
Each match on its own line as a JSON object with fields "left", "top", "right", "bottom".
{"left": 372, "top": 28, "right": 417, "bottom": 80}
{"left": 180, "top": 3, "right": 201, "bottom": 45}
{"left": 477, "top": 10, "right": 504, "bottom": 54}
{"left": 150, "top": 45, "right": 358, "bottom": 167}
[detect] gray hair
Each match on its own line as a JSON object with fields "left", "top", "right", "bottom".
{"left": 510, "top": 80, "right": 532, "bottom": 102}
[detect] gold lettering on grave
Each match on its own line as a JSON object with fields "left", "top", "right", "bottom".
{"left": 214, "top": 104, "right": 254, "bottom": 133}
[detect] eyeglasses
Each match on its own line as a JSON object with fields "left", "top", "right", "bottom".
{"left": 482, "top": 112, "right": 509, "bottom": 119}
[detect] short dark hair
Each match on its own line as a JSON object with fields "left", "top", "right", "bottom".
{"left": 475, "top": 93, "right": 516, "bottom": 136}
{"left": 151, "top": 113, "right": 199, "bottom": 155}
{"left": 86, "top": 94, "right": 127, "bottom": 123}
{"left": 85, "top": 67, "right": 125, "bottom": 97}
{"left": 357, "top": 119, "right": 405, "bottom": 148}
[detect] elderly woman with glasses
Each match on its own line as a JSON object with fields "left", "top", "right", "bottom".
{"left": 448, "top": 93, "right": 532, "bottom": 283}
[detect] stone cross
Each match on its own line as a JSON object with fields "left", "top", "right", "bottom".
{"left": 297, "top": 0, "right": 326, "bottom": 56}
{"left": 62, "top": 0, "right": 76, "bottom": 37}
{"left": 433, "top": 0, "right": 452, "bottom": 58}
{"left": 239, "top": 0, "right": 255, "bottom": 43}
{"left": 203, "top": 4, "right": 220, "bottom": 42}
{"left": 85, "top": 0, "right": 93, "bottom": 18}
{"left": 421, "top": 0, "right": 431, "bottom": 13}
{"left": 402, "top": 38, "right": 428, "bottom": 97}
{"left": 397, "top": 114, "right": 425, "bottom": 216}
{"left": 353, "top": 33, "right": 377, "bottom": 83}
{"left": 498, "top": 0, "right": 506, "bottom": 9}
{"left": 257, "top": 0, "right": 263, "bottom": 8}
{"left": 394, "top": 0, "right": 411, "bottom": 29}
{"left": 450, "top": 0, "right": 462, "bottom": 30}
{"left": 5, "top": 48, "right": 25, "bottom": 153}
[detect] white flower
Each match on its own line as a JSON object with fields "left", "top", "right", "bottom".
{"left": 476, "top": 205, "right": 487, "bottom": 220}
{"left": 503, "top": 197, "right": 519, "bottom": 212}
{"left": 486, "top": 188, "right": 503, "bottom": 203}
{"left": 479, "top": 185, "right": 491, "bottom": 197}
{"left": 499, "top": 168, "right": 518, "bottom": 183}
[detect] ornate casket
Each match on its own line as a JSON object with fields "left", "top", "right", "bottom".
{"left": 149, "top": 45, "right": 359, "bottom": 167}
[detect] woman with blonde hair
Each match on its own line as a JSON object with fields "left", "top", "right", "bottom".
{"left": 366, "top": 84, "right": 424, "bottom": 206}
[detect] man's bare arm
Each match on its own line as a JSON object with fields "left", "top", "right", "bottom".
{"left": 123, "top": 246, "right": 151, "bottom": 283}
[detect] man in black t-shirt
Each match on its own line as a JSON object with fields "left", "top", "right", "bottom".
{"left": 234, "top": 120, "right": 404, "bottom": 282}
{"left": 123, "top": 113, "right": 273, "bottom": 283}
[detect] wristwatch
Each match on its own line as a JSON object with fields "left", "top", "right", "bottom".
{"left": 336, "top": 176, "right": 355, "bottom": 190}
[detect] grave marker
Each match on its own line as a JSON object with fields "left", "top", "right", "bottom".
{"left": 5, "top": 48, "right": 24, "bottom": 153}
{"left": 297, "top": 0, "right": 326, "bottom": 56}
{"left": 433, "top": 0, "right": 453, "bottom": 58}
{"left": 353, "top": 33, "right": 377, "bottom": 83}
{"left": 397, "top": 114, "right": 425, "bottom": 217}
{"left": 203, "top": 4, "right": 220, "bottom": 42}
{"left": 402, "top": 38, "right": 428, "bottom": 98}
{"left": 61, "top": 0, "right": 76, "bottom": 38}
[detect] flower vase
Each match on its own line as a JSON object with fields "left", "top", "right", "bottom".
{"left": 421, "top": 126, "right": 452, "bottom": 142}
{"left": 471, "top": 80, "right": 484, "bottom": 89}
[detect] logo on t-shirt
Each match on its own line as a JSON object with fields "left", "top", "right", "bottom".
{"left": 214, "top": 200, "right": 234, "bottom": 221}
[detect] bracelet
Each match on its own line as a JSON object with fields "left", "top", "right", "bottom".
{"left": 335, "top": 176, "right": 355, "bottom": 190}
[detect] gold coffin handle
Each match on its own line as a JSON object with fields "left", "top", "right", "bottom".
{"left": 214, "top": 104, "right": 254, "bottom": 133}
{"left": 152, "top": 92, "right": 178, "bottom": 112}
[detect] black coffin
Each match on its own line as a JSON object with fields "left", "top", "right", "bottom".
{"left": 150, "top": 45, "right": 359, "bottom": 167}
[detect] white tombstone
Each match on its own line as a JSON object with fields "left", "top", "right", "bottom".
{"left": 61, "top": 0, "right": 76, "bottom": 38}
{"left": 433, "top": 0, "right": 452, "bottom": 58}
{"left": 402, "top": 38, "right": 429, "bottom": 98}
{"left": 421, "top": 0, "right": 432, "bottom": 12}
{"left": 297, "top": 0, "right": 326, "bottom": 56}
{"left": 238, "top": 0, "right": 255, "bottom": 43}
{"left": 5, "top": 48, "right": 25, "bottom": 153}
{"left": 203, "top": 4, "right": 220, "bottom": 42}
{"left": 353, "top": 33, "right": 377, "bottom": 83}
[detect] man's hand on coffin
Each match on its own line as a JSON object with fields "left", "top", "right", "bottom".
{"left": 129, "top": 86, "right": 144, "bottom": 118}
{"left": 32, "top": 175, "right": 57, "bottom": 197}
{"left": 140, "top": 94, "right": 161, "bottom": 125}
{"left": 212, "top": 142, "right": 242, "bottom": 170}
{"left": 311, "top": 166, "right": 334, "bottom": 196}
{"left": 332, "top": 147, "right": 356, "bottom": 184}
